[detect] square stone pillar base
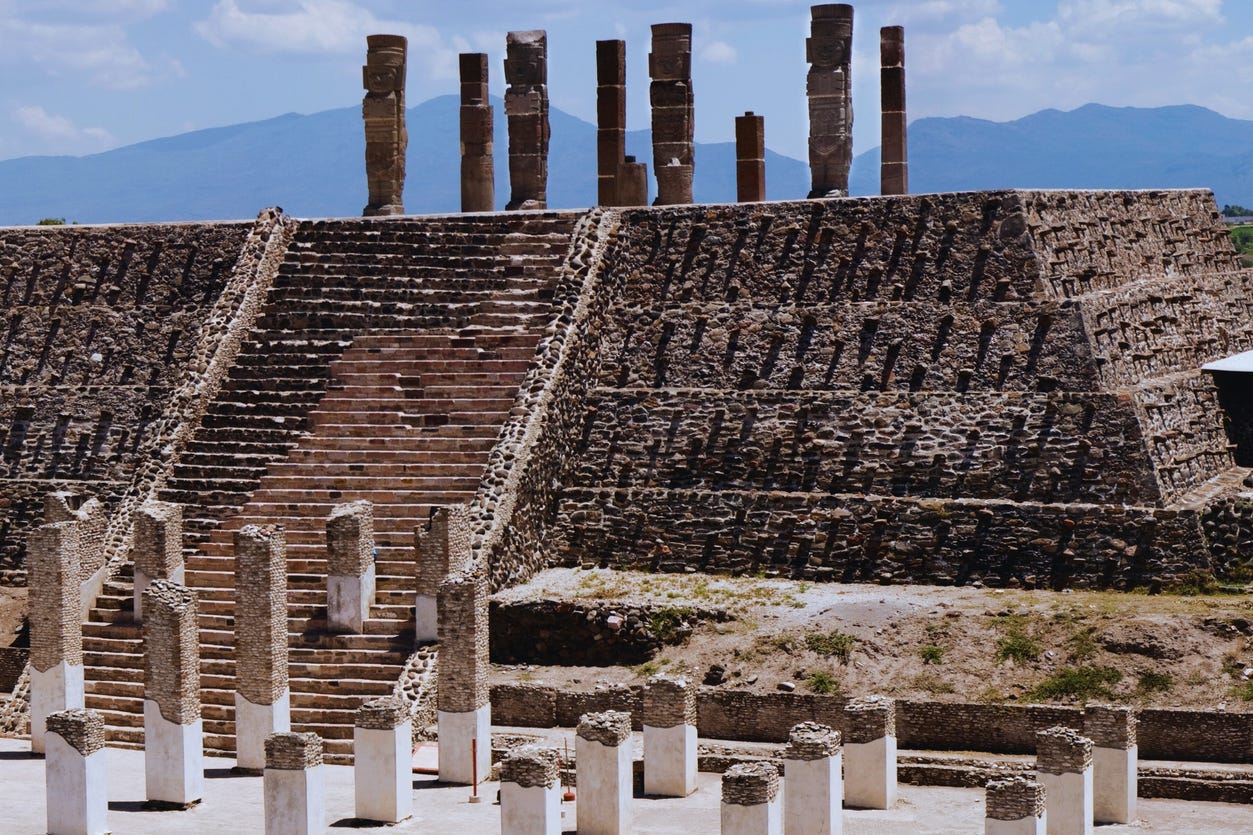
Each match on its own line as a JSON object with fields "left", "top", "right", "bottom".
{"left": 328, "top": 565, "right": 375, "bottom": 633}
{"left": 133, "top": 565, "right": 184, "bottom": 623}
{"left": 844, "top": 736, "right": 897, "bottom": 809}
{"left": 235, "top": 690, "right": 291, "bottom": 772}
{"left": 986, "top": 813, "right": 1047, "bottom": 835}
{"left": 501, "top": 781, "right": 561, "bottom": 835}
{"left": 415, "top": 594, "right": 437, "bottom": 643}
{"left": 31, "top": 662, "right": 85, "bottom": 754}
{"left": 143, "top": 700, "right": 203, "bottom": 808}
{"left": 575, "top": 735, "right": 633, "bottom": 834}
{"left": 46, "top": 734, "right": 108, "bottom": 835}
{"left": 437, "top": 705, "right": 491, "bottom": 785}
{"left": 643, "top": 723, "right": 697, "bottom": 797}
{"left": 1093, "top": 745, "right": 1136, "bottom": 824}
{"left": 264, "top": 764, "right": 325, "bottom": 835}
{"left": 1039, "top": 769, "right": 1093, "bottom": 835}
{"left": 785, "top": 751, "right": 842, "bottom": 835}
{"left": 722, "top": 797, "right": 782, "bottom": 835}
{"left": 354, "top": 723, "right": 412, "bottom": 823}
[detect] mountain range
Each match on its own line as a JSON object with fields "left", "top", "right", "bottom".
{"left": 1, "top": 99, "right": 1249, "bottom": 226}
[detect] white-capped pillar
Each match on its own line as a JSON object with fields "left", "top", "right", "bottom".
{"left": 264, "top": 732, "right": 325, "bottom": 835}
{"left": 326, "top": 500, "right": 375, "bottom": 633}
{"left": 142, "top": 580, "right": 203, "bottom": 808}
{"left": 234, "top": 525, "right": 291, "bottom": 772}
{"left": 354, "top": 696, "right": 412, "bottom": 824}
{"left": 45, "top": 708, "right": 108, "bottom": 835}
{"left": 500, "top": 744, "right": 561, "bottom": 835}
{"left": 783, "top": 721, "right": 842, "bottom": 835}
{"left": 415, "top": 506, "right": 470, "bottom": 643}
{"left": 1036, "top": 726, "right": 1093, "bottom": 835}
{"left": 843, "top": 695, "right": 897, "bottom": 810}
{"left": 643, "top": 674, "right": 697, "bottom": 797}
{"left": 436, "top": 570, "right": 490, "bottom": 784}
{"left": 1084, "top": 704, "right": 1137, "bottom": 824}
{"left": 985, "top": 776, "right": 1046, "bottom": 835}
{"left": 576, "top": 710, "right": 634, "bottom": 835}
{"left": 132, "top": 501, "right": 184, "bottom": 623}
{"left": 28, "top": 520, "right": 85, "bottom": 754}
{"left": 722, "top": 762, "right": 782, "bottom": 834}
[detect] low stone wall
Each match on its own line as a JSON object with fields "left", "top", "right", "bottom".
{"left": 0, "top": 647, "right": 28, "bottom": 693}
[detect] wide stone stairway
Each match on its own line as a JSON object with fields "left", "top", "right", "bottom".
{"left": 77, "top": 211, "right": 581, "bottom": 761}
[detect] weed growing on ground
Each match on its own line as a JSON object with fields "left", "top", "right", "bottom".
{"left": 919, "top": 644, "right": 946, "bottom": 665}
{"left": 1135, "top": 671, "right": 1173, "bottom": 695}
{"left": 634, "top": 658, "right": 670, "bottom": 677}
{"left": 996, "top": 629, "right": 1041, "bottom": 664}
{"left": 805, "top": 670, "right": 841, "bottom": 695}
{"left": 1030, "top": 666, "right": 1122, "bottom": 701}
{"left": 911, "top": 672, "right": 955, "bottom": 695}
{"left": 805, "top": 629, "right": 857, "bottom": 663}
{"left": 1067, "top": 628, "right": 1099, "bottom": 662}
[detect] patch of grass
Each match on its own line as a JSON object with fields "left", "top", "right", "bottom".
{"left": 996, "top": 630, "right": 1041, "bottom": 664}
{"left": 911, "top": 672, "right": 955, "bottom": 695}
{"left": 634, "top": 658, "right": 670, "bottom": 677}
{"left": 919, "top": 644, "right": 946, "bottom": 665}
{"left": 978, "top": 686, "right": 1008, "bottom": 703}
{"left": 1234, "top": 681, "right": 1253, "bottom": 702}
{"left": 1030, "top": 666, "right": 1122, "bottom": 702}
{"left": 805, "top": 629, "right": 857, "bottom": 663}
{"left": 646, "top": 607, "right": 694, "bottom": 644}
{"left": 1067, "top": 628, "right": 1099, "bottom": 662}
{"left": 804, "top": 670, "right": 841, "bottom": 695}
{"left": 1135, "top": 670, "right": 1173, "bottom": 695}
{"left": 1166, "top": 569, "right": 1222, "bottom": 596}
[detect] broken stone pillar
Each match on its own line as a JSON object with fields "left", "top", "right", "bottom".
{"left": 362, "top": 34, "right": 407, "bottom": 216}
{"left": 460, "top": 53, "right": 495, "bottom": 213}
{"left": 843, "top": 695, "right": 897, "bottom": 809}
{"left": 597, "top": 39, "right": 627, "bottom": 206}
{"left": 985, "top": 776, "right": 1046, "bottom": 835}
{"left": 133, "top": 501, "right": 183, "bottom": 623}
{"left": 649, "top": 23, "right": 695, "bottom": 205}
{"left": 643, "top": 674, "right": 697, "bottom": 797}
{"left": 1036, "top": 726, "right": 1094, "bottom": 835}
{"left": 576, "top": 710, "right": 633, "bottom": 835}
{"left": 807, "top": 4, "right": 854, "bottom": 198}
{"left": 28, "top": 520, "right": 84, "bottom": 754}
{"left": 880, "top": 25, "right": 908, "bottom": 196}
{"left": 1085, "top": 704, "right": 1137, "bottom": 824}
{"left": 783, "top": 722, "right": 842, "bottom": 835}
{"left": 722, "top": 762, "right": 782, "bottom": 834}
{"left": 619, "top": 156, "right": 649, "bottom": 206}
{"left": 142, "top": 580, "right": 203, "bottom": 809}
{"left": 415, "top": 506, "right": 470, "bottom": 643}
{"left": 736, "top": 112, "right": 766, "bottom": 203}
{"left": 504, "top": 30, "right": 550, "bottom": 211}
{"left": 326, "top": 500, "right": 374, "bottom": 634}
{"left": 264, "top": 732, "right": 325, "bottom": 835}
{"left": 45, "top": 492, "right": 106, "bottom": 613}
{"left": 436, "top": 571, "right": 490, "bottom": 785}
{"left": 354, "top": 696, "right": 412, "bottom": 824}
{"left": 234, "top": 525, "right": 290, "bottom": 772}
{"left": 500, "top": 745, "right": 561, "bottom": 835}
{"left": 44, "top": 708, "right": 107, "bottom": 835}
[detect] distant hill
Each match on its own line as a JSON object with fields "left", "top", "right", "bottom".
{"left": 1, "top": 100, "right": 1251, "bottom": 225}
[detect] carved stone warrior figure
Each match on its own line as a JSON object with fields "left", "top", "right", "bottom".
{"left": 807, "top": 5, "right": 854, "bottom": 198}
{"left": 504, "top": 30, "right": 551, "bottom": 211}
{"left": 649, "top": 23, "right": 695, "bottom": 205}
{"left": 362, "top": 34, "right": 407, "bottom": 216}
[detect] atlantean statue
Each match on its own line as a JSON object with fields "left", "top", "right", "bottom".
{"left": 504, "top": 30, "right": 551, "bottom": 211}
{"left": 807, "top": 5, "right": 854, "bottom": 198}
{"left": 362, "top": 34, "right": 407, "bottom": 216}
{"left": 649, "top": 23, "right": 695, "bottom": 205}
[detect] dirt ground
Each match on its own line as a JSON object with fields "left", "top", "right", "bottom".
{"left": 0, "top": 587, "right": 25, "bottom": 649}
{"left": 493, "top": 567, "right": 1253, "bottom": 711}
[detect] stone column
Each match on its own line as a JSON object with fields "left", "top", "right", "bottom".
{"left": 807, "top": 4, "right": 854, "bottom": 198}
{"left": 326, "top": 500, "right": 374, "bottom": 634}
{"left": 880, "top": 25, "right": 908, "bottom": 196}
{"left": 783, "top": 722, "right": 842, "bottom": 835}
{"left": 460, "top": 52, "right": 495, "bottom": 213}
{"left": 736, "top": 112, "right": 766, "bottom": 203}
{"left": 44, "top": 708, "right": 107, "bottom": 835}
{"left": 500, "top": 745, "right": 561, "bottom": 835}
{"left": 436, "top": 572, "right": 490, "bottom": 785}
{"left": 362, "top": 34, "right": 407, "bottom": 217}
{"left": 1035, "top": 726, "right": 1093, "bottom": 835}
{"left": 597, "top": 39, "right": 627, "bottom": 206}
{"left": 985, "top": 776, "right": 1046, "bottom": 835}
{"left": 1085, "top": 704, "right": 1137, "bottom": 824}
{"left": 45, "top": 492, "right": 106, "bottom": 613}
{"left": 843, "top": 695, "right": 897, "bottom": 810}
{"left": 576, "top": 710, "right": 633, "bottom": 835}
{"left": 142, "top": 580, "right": 203, "bottom": 809}
{"left": 264, "top": 732, "right": 325, "bottom": 835}
{"left": 234, "top": 525, "right": 290, "bottom": 772}
{"left": 619, "top": 156, "right": 649, "bottom": 206}
{"left": 504, "top": 30, "right": 550, "bottom": 211}
{"left": 354, "top": 696, "right": 412, "bottom": 824}
{"left": 28, "top": 520, "right": 84, "bottom": 754}
{"left": 649, "top": 23, "right": 695, "bottom": 205}
{"left": 415, "top": 506, "right": 470, "bottom": 643}
{"left": 722, "top": 762, "right": 782, "bottom": 834}
{"left": 133, "top": 501, "right": 183, "bottom": 623}
{"left": 643, "top": 674, "right": 697, "bottom": 797}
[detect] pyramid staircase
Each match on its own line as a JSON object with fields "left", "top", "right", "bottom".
{"left": 77, "top": 211, "right": 581, "bottom": 761}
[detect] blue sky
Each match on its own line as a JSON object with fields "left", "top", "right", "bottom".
{"left": 0, "top": 0, "right": 1248, "bottom": 162}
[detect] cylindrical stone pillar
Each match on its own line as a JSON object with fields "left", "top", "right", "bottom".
{"left": 1084, "top": 704, "right": 1137, "bottom": 824}
{"left": 783, "top": 722, "right": 842, "bottom": 835}
{"left": 233, "top": 524, "right": 290, "bottom": 772}
{"left": 362, "top": 34, "right": 408, "bottom": 216}
{"left": 576, "top": 710, "right": 633, "bottom": 835}
{"left": 500, "top": 745, "right": 562, "bottom": 835}
{"left": 807, "top": 4, "right": 854, "bottom": 198}
{"left": 843, "top": 695, "right": 897, "bottom": 810}
{"left": 643, "top": 674, "right": 697, "bottom": 797}
{"left": 354, "top": 696, "right": 412, "bottom": 824}
{"left": 132, "top": 500, "right": 183, "bottom": 623}
{"left": 436, "top": 571, "right": 490, "bottom": 785}
{"left": 326, "top": 499, "right": 375, "bottom": 634}
{"left": 504, "top": 30, "right": 550, "bottom": 211}
{"left": 722, "top": 762, "right": 782, "bottom": 834}
{"left": 649, "top": 23, "right": 695, "bottom": 205}
{"left": 460, "top": 52, "right": 494, "bottom": 213}
{"left": 736, "top": 111, "right": 766, "bottom": 203}
{"left": 1036, "top": 726, "right": 1094, "bottom": 835}
{"left": 142, "top": 580, "right": 203, "bottom": 809}
{"left": 597, "top": 39, "right": 627, "bottom": 206}
{"left": 880, "top": 25, "right": 908, "bottom": 196}
{"left": 28, "top": 520, "right": 84, "bottom": 754}
{"left": 264, "top": 732, "right": 325, "bottom": 835}
{"left": 618, "top": 156, "right": 649, "bottom": 206}
{"left": 45, "top": 708, "right": 108, "bottom": 835}
{"left": 985, "top": 776, "right": 1046, "bottom": 835}
{"left": 415, "top": 505, "right": 470, "bottom": 643}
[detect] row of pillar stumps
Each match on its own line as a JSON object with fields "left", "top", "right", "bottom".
{"left": 362, "top": 4, "right": 908, "bottom": 216}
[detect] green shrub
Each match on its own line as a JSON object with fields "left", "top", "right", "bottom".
{"left": 1235, "top": 681, "right": 1253, "bottom": 702}
{"left": 996, "top": 630, "right": 1041, "bottom": 664}
{"left": 805, "top": 630, "right": 857, "bottom": 663}
{"left": 805, "top": 670, "right": 841, "bottom": 695}
{"left": 36, "top": 217, "right": 66, "bottom": 226}
{"left": 1135, "top": 671, "right": 1173, "bottom": 695}
{"left": 1067, "top": 628, "right": 1099, "bottom": 662}
{"left": 919, "top": 645, "right": 945, "bottom": 665}
{"left": 1166, "top": 569, "right": 1221, "bottom": 596}
{"left": 1030, "top": 666, "right": 1122, "bottom": 701}
{"left": 646, "top": 607, "right": 694, "bottom": 644}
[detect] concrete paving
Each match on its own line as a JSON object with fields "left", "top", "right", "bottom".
{"left": 2, "top": 736, "right": 1252, "bottom": 833}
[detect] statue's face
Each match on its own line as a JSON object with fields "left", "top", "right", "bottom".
{"left": 809, "top": 38, "right": 849, "bottom": 67}
{"left": 364, "top": 65, "right": 401, "bottom": 94}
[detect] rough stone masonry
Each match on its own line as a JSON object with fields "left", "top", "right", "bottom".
{"left": 504, "top": 30, "right": 551, "bottom": 211}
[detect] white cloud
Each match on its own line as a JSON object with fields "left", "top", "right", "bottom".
{"left": 0, "top": 18, "right": 165, "bottom": 89}
{"left": 12, "top": 105, "right": 114, "bottom": 150}
{"left": 1057, "top": 0, "right": 1222, "bottom": 29}
{"left": 700, "top": 40, "right": 738, "bottom": 64}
